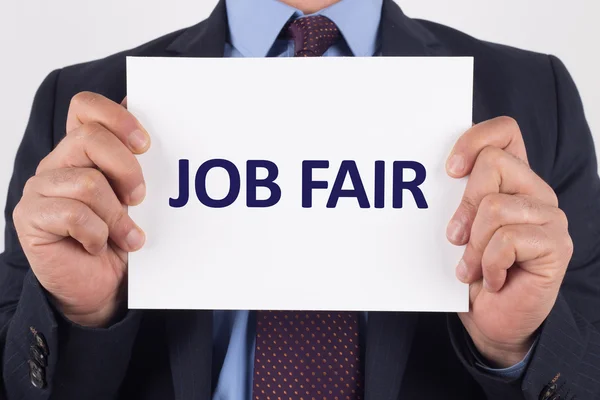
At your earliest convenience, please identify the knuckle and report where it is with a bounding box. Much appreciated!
[70,91,98,109]
[47,168,77,187]
[480,194,504,220]
[121,161,143,187]
[537,275,558,291]
[496,115,520,132]
[527,227,545,249]
[562,234,574,258]
[554,207,569,228]
[76,121,105,139]
[550,193,559,208]
[12,202,34,247]
[108,207,132,234]
[35,156,51,175]
[478,144,525,175]
[482,258,500,275]
[516,195,536,210]
[108,105,134,131]
[22,176,38,196]
[74,169,106,200]
[94,223,110,249]
[478,145,502,167]
[12,201,26,225]
[510,152,530,169]
[498,227,514,244]
[546,186,559,207]
[66,204,89,227]
[70,123,109,154]
[482,251,509,275]
[515,195,539,221]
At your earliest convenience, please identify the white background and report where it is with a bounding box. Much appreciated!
[0,1,598,251]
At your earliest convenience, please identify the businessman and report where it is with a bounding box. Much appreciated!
[1,0,599,399]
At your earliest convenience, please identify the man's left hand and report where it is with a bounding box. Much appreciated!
[446,116,573,368]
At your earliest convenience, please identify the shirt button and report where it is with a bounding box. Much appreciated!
[28,360,46,389]
[30,345,48,367]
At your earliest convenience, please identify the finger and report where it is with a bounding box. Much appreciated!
[446,116,528,178]
[481,224,560,292]
[67,91,150,153]
[17,196,109,255]
[121,96,128,108]
[447,146,557,245]
[24,168,145,252]
[36,123,146,205]
[456,194,566,283]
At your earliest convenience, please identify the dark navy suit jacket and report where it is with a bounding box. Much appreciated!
[2,1,600,399]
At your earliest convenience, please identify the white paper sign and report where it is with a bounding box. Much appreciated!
[127,57,472,312]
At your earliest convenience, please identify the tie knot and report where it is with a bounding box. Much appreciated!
[283,16,341,57]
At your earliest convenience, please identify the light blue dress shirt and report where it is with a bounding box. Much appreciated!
[212,1,532,399]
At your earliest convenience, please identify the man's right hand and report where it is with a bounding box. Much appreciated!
[12,92,150,328]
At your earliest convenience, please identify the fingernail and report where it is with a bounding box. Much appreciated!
[456,259,468,282]
[447,219,465,243]
[130,183,146,205]
[447,154,465,176]
[126,227,145,251]
[128,129,149,152]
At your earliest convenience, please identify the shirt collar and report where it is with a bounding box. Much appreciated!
[225,0,383,57]
[319,0,382,57]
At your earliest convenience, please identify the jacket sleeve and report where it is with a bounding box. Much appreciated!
[0,71,142,400]
[449,56,600,400]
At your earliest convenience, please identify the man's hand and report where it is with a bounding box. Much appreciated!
[12,92,150,328]
[446,117,573,368]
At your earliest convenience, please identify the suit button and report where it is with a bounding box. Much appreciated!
[33,332,49,356]
[30,345,48,366]
[539,383,557,399]
[28,360,46,389]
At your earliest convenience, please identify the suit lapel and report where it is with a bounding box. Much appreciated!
[162,2,227,399]
[380,0,441,57]
[165,0,228,57]
[364,312,419,400]
[380,0,490,123]
[165,311,213,400]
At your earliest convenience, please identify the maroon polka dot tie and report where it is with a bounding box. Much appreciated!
[282,15,342,57]
[252,311,364,400]
[251,18,361,400]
